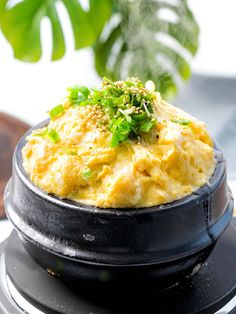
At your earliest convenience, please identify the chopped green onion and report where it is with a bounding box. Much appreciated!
[49,104,64,119]
[66,77,157,147]
[81,167,92,180]
[67,85,90,105]
[35,128,60,144]
[132,113,146,121]
[110,118,132,147]
[46,129,60,143]
[171,119,191,126]
[140,120,154,133]
[35,128,48,138]
[110,131,121,148]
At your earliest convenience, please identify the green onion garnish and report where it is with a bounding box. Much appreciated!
[139,120,155,133]
[36,128,60,144]
[81,167,92,180]
[36,128,48,138]
[49,104,64,119]
[66,78,157,147]
[67,85,90,105]
[171,119,191,126]
[46,129,60,143]
[110,117,132,148]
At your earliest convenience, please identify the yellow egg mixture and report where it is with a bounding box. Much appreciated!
[22,80,215,208]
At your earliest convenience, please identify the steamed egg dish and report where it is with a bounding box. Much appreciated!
[22,78,215,208]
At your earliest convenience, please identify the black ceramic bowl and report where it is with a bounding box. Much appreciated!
[4,121,234,290]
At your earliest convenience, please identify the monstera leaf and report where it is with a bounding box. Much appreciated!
[94,0,199,99]
[0,0,112,61]
[0,0,199,98]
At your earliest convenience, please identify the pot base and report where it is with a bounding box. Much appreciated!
[2,223,236,314]
[18,228,215,290]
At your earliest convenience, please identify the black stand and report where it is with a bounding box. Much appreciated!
[1,224,236,313]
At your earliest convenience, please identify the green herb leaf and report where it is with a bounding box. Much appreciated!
[81,167,92,180]
[49,104,64,119]
[171,119,191,126]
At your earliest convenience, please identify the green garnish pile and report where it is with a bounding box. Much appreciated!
[37,78,193,147]
[39,78,160,146]
[67,77,157,147]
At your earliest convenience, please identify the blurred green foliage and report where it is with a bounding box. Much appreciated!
[0,0,199,98]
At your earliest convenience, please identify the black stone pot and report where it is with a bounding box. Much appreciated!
[4,121,234,290]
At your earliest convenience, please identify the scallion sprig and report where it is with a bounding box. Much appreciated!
[36,128,60,144]
[49,104,64,119]
[67,85,90,105]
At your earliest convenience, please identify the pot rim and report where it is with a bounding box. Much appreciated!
[14,119,224,217]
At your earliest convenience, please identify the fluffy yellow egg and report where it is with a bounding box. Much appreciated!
[22,78,215,208]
